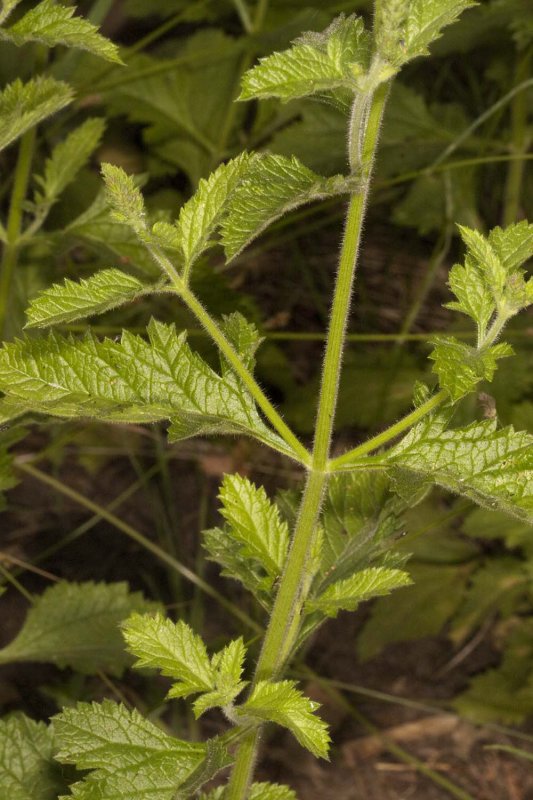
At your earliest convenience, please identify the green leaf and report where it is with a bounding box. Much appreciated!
[446,258,495,339]
[176,153,253,270]
[34,118,105,205]
[220,312,262,373]
[0,715,65,800]
[219,474,290,580]
[221,154,354,260]
[429,336,514,401]
[200,782,296,800]
[2,0,122,62]
[389,418,533,523]
[54,700,206,800]
[457,224,506,301]
[307,567,412,617]
[488,220,533,272]
[25,269,154,328]
[0,319,288,454]
[240,14,370,102]
[0,76,72,153]
[0,581,158,675]
[101,163,146,233]
[202,526,270,607]
[193,637,248,718]
[402,0,475,62]
[242,680,330,758]
[122,612,214,698]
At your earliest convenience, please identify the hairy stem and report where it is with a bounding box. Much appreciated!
[0,127,37,338]
[226,80,390,800]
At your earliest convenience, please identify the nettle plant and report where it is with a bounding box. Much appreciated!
[1,2,533,799]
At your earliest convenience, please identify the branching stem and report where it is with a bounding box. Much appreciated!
[226,79,390,800]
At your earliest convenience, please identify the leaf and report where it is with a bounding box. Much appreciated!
[34,118,105,205]
[357,564,467,661]
[403,0,475,61]
[193,637,248,717]
[54,700,206,800]
[202,526,270,607]
[389,418,533,523]
[2,0,122,62]
[220,312,262,373]
[25,269,155,328]
[122,612,214,698]
[101,163,146,233]
[200,782,297,800]
[242,680,330,758]
[0,76,72,153]
[457,224,507,301]
[218,474,290,580]
[0,581,158,675]
[429,336,513,401]
[446,257,495,339]
[488,220,533,272]
[307,567,412,617]
[221,154,354,259]
[0,715,65,800]
[0,319,289,455]
[240,14,370,101]
[175,153,253,270]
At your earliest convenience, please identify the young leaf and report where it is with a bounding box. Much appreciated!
[0,319,289,455]
[241,680,330,759]
[221,154,354,260]
[0,715,65,800]
[220,312,262,373]
[122,612,214,698]
[200,782,296,800]
[193,637,248,717]
[488,220,533,272]
[176,152,253,271]
[202,525,270,607]
[240,15,370,101]
[1,0,122,63]
[25,269,155,328]
[218,474,290,580]
[389,418,533,522]
[306,567,412,617]
[101,163,146,233]
[446,258,495,339]
[54,700,206,800]
[429,336,513,402]
[457,224,507,301]
[0,581,159,675]
[34,118,105,206]
[0,76,72,153]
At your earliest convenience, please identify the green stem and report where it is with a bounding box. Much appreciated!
[0,127,37,338]
[232,0,253,32]
[16,460,263,634]
[330,389,448,471]
[503,47,531,225]
[226,80,390,800]
[178,284,311,466]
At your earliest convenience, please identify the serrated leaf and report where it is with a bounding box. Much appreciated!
[101,163,146,233]
[220,312,262,373]
[488,221,533,272]
[429,336,513,402]
[0,715,65,800]
[242,680,330,758]
[193,637,248,718]
[403,0,475,61]
[0,76,72,153]
[389,418,533,523]
[2,0,122,62]
[0,581,158,675]
[34,118,105,205]
[458,224,506,301]
[25,269,154,328]
[0,319,289,455]
[202,526,270,606]
[199,782,296,800]
[240,14,369,102]
[54,700,206,800]
[176,153,253,270]
[221,154,354,259]
[446,258,495,338]
[122,612,214,698]
[307,567,412,617]
[219,474,290,580]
